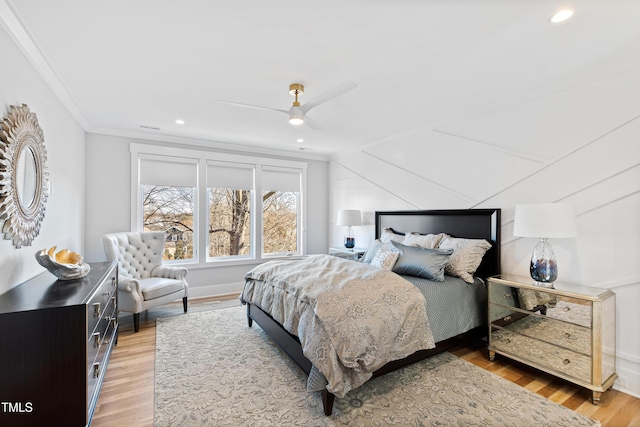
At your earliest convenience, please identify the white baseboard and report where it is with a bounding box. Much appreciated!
[188,282,244,299]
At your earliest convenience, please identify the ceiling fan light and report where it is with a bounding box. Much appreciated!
[289,116,304,125]
[550,9,574,23]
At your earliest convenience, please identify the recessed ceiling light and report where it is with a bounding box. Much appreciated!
[550,9,574,23]
[296,138,304,143]
[175,119,185,125]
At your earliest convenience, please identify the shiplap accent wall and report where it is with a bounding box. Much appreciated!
[330,58,640,398]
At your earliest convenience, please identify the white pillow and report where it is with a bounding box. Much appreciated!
[370,248,399,270]
[438,236,492,283]
[379,228,404,244]
[403,232,447,249]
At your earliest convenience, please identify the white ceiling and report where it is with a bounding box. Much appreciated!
[3,0,640,157]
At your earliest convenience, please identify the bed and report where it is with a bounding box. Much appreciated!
[241,209,501,415]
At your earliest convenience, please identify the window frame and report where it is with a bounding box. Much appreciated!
[130,143,307,268]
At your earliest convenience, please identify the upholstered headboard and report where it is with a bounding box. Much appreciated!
[375,209,501,280]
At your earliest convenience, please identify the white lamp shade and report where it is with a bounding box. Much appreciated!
[513,203,576,238]
[336,209,362,226]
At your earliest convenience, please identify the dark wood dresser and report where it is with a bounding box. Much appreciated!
[0,262,118,427]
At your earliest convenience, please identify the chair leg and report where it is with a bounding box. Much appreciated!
[133,313,140,333]
[183,296,188,313]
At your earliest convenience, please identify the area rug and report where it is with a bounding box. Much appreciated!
[155,305,600,427]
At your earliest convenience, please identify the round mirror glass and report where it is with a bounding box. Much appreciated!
[16,146,38,209]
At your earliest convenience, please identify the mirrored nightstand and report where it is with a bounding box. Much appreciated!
[328,247,367,261]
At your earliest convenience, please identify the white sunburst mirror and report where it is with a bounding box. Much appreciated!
[0,104,49,248]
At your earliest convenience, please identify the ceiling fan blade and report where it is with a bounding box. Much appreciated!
[300,81,357,114]
[218,99,288,115]
[304,115,322,131]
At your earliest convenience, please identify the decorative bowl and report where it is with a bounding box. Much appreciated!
[35,246,91,280]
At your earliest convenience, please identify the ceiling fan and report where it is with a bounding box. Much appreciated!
[219,81,357,130]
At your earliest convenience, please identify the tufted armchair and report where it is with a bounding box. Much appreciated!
[102,231,188,332]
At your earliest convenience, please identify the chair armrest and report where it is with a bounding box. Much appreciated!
[151,265,188,280]
[118,276,142,295]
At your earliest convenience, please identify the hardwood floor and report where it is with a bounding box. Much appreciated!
[92,295,640,427]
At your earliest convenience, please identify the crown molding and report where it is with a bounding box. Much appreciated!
[0,0,91,130]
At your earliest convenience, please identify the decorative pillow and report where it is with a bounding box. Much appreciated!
[370,247,399,270]
[402,232,447,249]
[438,236,492,283]
[389,241,453,281]
[379,228,405,244]
[361,239,387,264]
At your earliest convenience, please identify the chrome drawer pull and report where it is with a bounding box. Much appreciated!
[92,362,100,378]
[563,306,571,312]
[92,303,101,318]
[92,332,101,348]
[564,333,571,338]
[563,359,571,365]
[503,294,511,299]
[110,296,116,307]
[503,315,511,321]
[504,339,511,344]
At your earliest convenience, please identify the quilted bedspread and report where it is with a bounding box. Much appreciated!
[241,254,435,398]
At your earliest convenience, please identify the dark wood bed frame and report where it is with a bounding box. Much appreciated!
[244,209,501,415]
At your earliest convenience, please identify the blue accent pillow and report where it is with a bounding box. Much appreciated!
[390,240,453,282]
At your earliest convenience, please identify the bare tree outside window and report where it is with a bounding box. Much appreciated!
[263,191,298,254]
[143,185,195,261]
[208,189,252,257]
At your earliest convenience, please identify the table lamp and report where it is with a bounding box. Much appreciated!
[336,209,361,249]
[513,203,576,286]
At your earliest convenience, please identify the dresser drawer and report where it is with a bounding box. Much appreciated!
[87,277,117,339]
[491,310,591,355]
[87,318,116,407]
[491,328,591,383]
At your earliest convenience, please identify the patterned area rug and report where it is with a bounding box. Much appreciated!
[154,305,600,427]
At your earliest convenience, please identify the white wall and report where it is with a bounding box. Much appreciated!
[0,26,85,294]
[84,132,329,297]
[330,57,640,398]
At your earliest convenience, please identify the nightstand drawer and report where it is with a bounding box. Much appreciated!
[488,282,519,322]
[490,311,591,355]
[491,329,591,383]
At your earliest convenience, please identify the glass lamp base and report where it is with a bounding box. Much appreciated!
[529,238,558,286]
[344,226,355,249]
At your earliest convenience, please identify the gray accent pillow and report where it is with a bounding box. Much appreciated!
[390,240,453,282]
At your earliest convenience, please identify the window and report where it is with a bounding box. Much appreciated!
[207,162,254,259]
[139,155,197,263]
[262,166,301,256]
[132,144,306,266]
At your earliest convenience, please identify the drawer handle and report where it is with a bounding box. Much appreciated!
[92,362,100,378]
[504,338,511,344]
[112,277,117,288]
[503,315,511,321]
[563,359,571,365]
[503,294,511,299]
[93,303,101,318]
[110,296,117,307]
[564,333,571,338]
[110,316,118,328]
[563,306,571,312]
[92,332,101,349]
